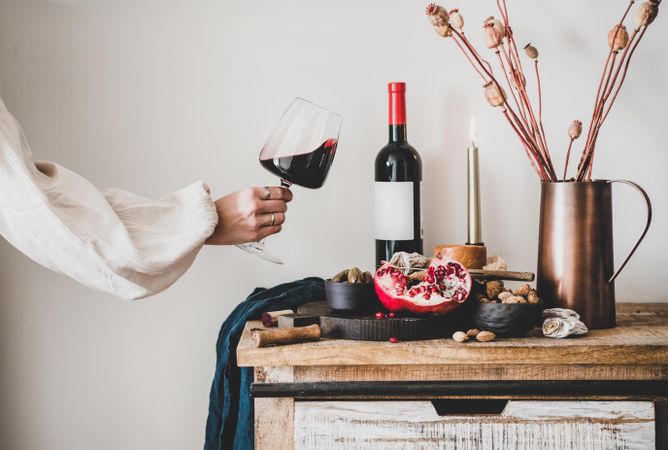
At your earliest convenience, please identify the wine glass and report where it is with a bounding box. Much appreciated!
[236,97,342,264]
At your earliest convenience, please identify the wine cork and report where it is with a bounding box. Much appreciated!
[434,244,487,269]
[251,324,321,348]
[260,309,295,327]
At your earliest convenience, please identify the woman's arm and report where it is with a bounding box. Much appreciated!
[0,96,289,300]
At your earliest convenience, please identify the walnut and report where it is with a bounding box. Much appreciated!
[479,297,491,304]
[497,291,512,301]
[503,295,526,304]
[514,283,532,298]
[527,290,540,304]
[485,280,504,299]
[476,331,496,342]
[452,331,468,343]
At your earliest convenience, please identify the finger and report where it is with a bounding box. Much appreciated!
[255,186,293,202]
[258,200,288,214]
[255,225,282,241]
[258,212,286,227]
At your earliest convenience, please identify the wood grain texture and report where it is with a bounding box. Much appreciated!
[293,364,668,382]
[295,401,655,450]
[255,398,293,450]
[254,366,294,450]
[237,303,668,367]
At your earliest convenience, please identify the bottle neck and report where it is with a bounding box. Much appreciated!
[388,90,407,143]
[389,124,407,143]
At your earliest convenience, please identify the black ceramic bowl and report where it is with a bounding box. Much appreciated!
[472,301,544,337]
[325,280,382,313]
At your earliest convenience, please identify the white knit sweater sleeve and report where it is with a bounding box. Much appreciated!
[0,97,219,300]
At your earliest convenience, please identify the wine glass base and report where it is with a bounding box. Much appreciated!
[236,242,284,265]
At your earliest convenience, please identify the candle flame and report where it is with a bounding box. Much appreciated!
[470,115,477,147]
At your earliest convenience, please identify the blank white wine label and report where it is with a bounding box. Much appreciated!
[374,181,415,240]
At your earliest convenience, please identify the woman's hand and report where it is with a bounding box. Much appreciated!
[205,186,293,245]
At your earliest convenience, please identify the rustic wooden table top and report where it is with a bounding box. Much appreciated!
[237,303,668,368]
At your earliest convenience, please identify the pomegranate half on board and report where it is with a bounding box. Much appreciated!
[374,257,472,315]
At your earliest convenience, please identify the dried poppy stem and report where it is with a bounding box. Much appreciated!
[579,26,642,180]
[498,42,552,177]
[495,50,529,126]
[578,0,636,180]
[581,26,647,180]
[563,138,575,180]
[600,27,647,124]
[452,36,488,81]
[503,109,547,180]
[505,105,552,177]
[461,25,545,178]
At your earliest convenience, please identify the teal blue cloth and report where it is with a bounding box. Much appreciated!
[204,277,324,450]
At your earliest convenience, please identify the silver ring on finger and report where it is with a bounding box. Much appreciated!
[270,213,276,226]
[263,186,272,200]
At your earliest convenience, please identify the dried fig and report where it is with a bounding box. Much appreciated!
[331,269,349,283]
[363,271,374,284]
[347,267,363,283]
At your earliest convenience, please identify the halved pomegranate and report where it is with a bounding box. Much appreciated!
[374,257,472,315]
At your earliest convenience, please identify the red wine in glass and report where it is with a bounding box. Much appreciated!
[236,98,342,264]
[260,138,338,189]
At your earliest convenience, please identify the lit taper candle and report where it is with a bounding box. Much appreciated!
[467,116,483,245]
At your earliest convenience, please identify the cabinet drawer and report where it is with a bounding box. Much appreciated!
[294,400,655,450]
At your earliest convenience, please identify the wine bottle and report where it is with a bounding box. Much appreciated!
[374,82,423,267]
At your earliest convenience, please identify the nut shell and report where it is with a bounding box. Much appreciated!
[497,291,512,301]
[527,290,540,304]
[514,284,531,298]
[452,331,469,343]
[486,280,504,299]
[476,330,496,342]
[503,295,526,304]
[466,328,480,338]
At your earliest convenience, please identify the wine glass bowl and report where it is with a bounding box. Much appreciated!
[259,98,342,189]
[237,97,342,264]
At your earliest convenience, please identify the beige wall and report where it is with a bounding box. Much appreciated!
[0,0,666,448]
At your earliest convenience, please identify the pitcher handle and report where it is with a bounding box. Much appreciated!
[607,179,652,283]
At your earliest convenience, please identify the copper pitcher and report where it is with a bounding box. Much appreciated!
[537,180,652,329]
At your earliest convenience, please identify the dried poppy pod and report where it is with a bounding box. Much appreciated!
[483,16,506,48]
[568,120,583,140]
[637,1,659,27]
[449,9,464,31]
[608,24,629,51]
[426,3,450,27]
[483,81,507,107]
[426,3,452,37]
[523,43,539,59]
[511,70,526,89]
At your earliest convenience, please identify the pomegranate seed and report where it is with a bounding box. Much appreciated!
[389,337,398,343]
[424,293,431,300]
[388,312,396,318]
[427,266,435,275]
[426,276,435,284]
[375,312,384,319]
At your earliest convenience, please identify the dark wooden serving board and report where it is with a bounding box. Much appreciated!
[295,301,475,342]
